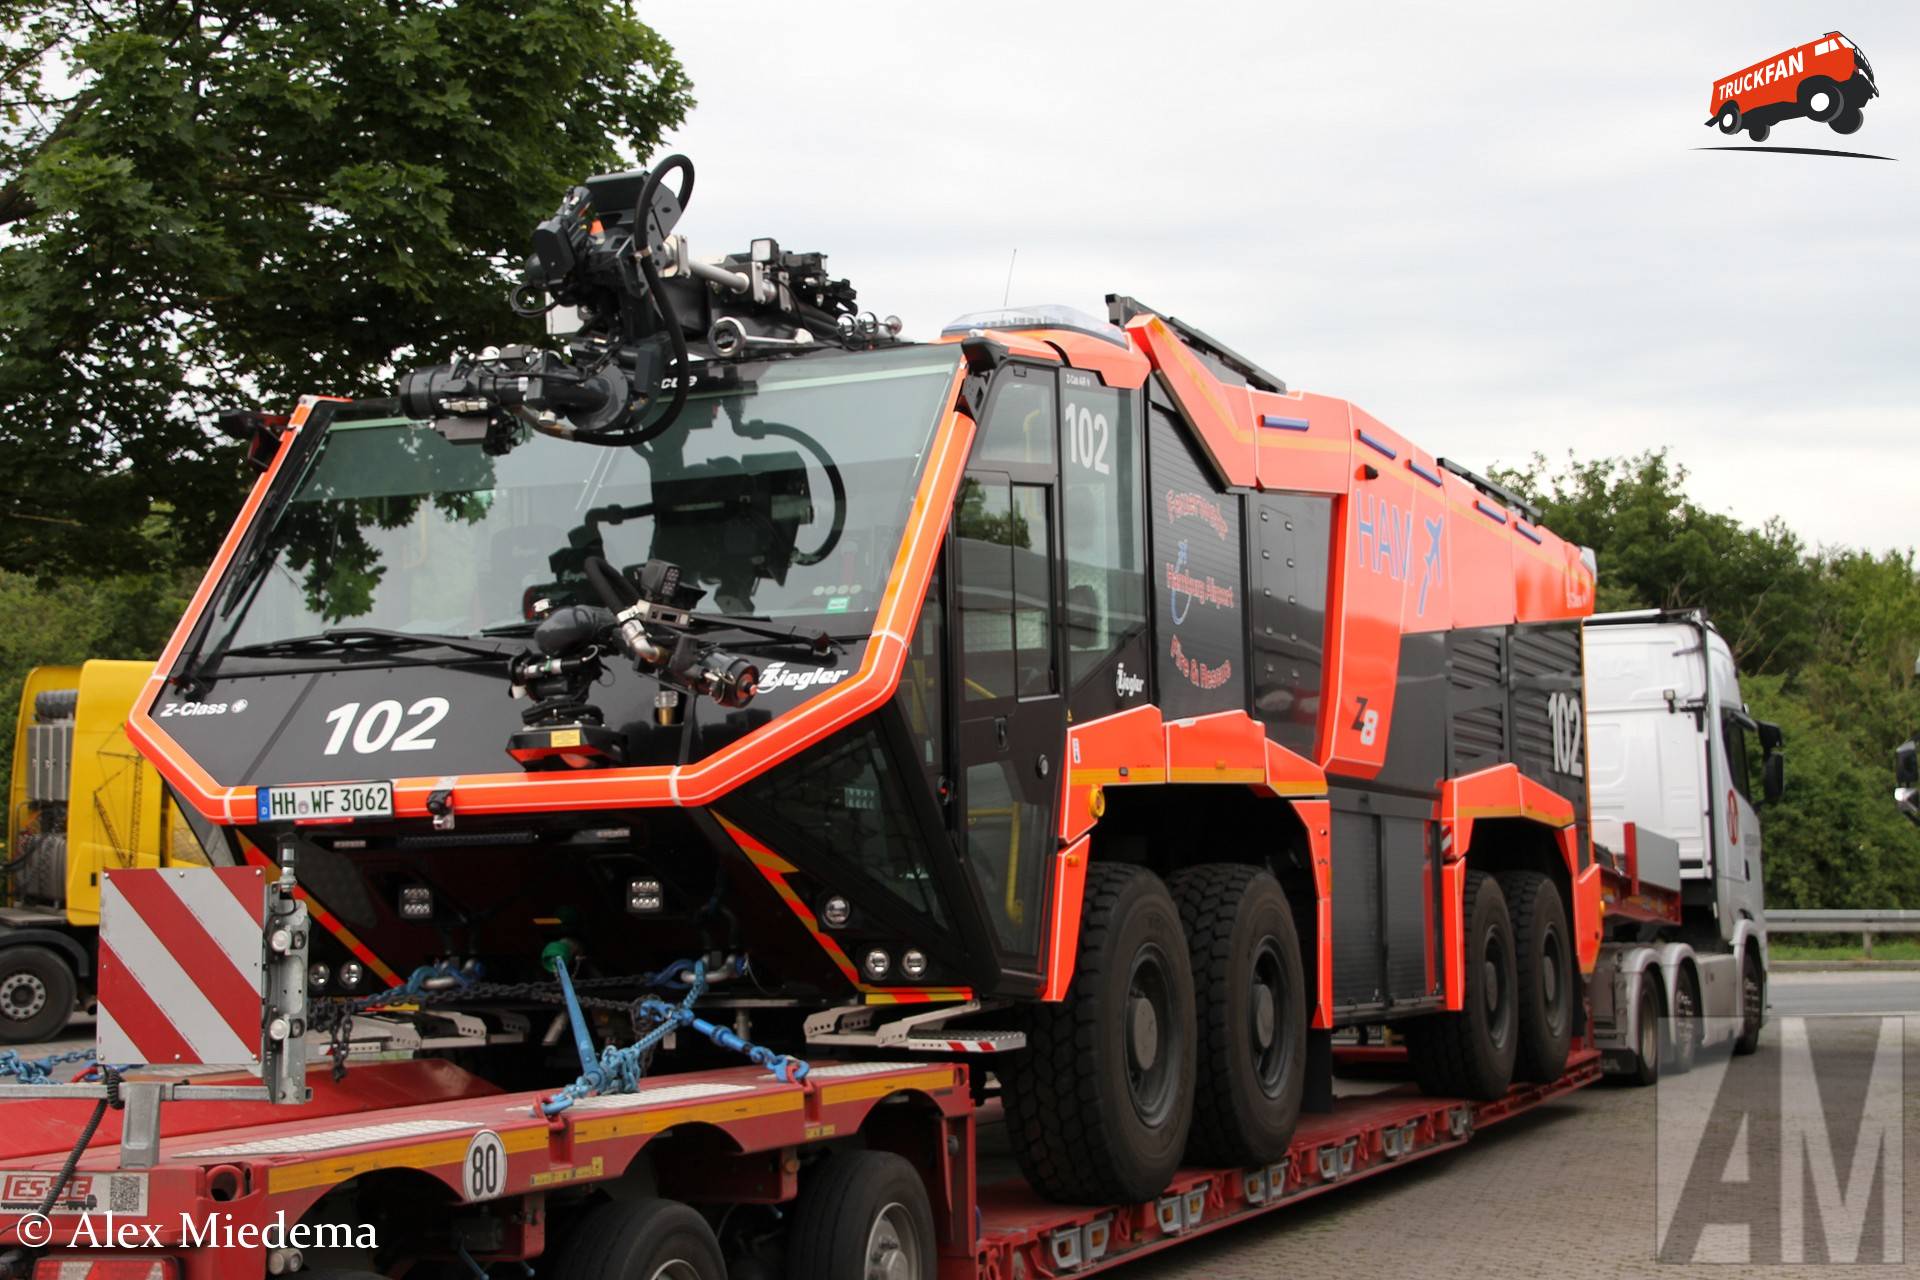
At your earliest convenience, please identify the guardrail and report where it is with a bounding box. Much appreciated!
[1769,909,1920,958]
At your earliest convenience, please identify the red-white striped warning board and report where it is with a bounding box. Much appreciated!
[97,866,268,1066]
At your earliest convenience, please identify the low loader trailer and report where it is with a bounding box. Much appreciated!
[0,154,1770,1278]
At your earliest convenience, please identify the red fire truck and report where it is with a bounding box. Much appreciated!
[1707,31,1878,141]
[0,156,1767,1279]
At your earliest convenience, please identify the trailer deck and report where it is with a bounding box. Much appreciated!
[0,1049,1600,1278]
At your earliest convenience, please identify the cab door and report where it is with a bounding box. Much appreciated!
[950,367,1066,988]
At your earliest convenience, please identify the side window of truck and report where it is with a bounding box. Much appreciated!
[1059,372,1146,690]
[1721,711,1754,802]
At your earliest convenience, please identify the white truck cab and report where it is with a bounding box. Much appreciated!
[1582,610,1781,1075]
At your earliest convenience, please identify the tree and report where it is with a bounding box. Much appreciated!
[0,0,691,576]
[1494,450,1817,674]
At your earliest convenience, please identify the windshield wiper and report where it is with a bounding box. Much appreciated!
[216,628,519,664]
[681,611,846,656]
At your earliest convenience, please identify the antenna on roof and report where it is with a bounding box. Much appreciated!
[1002,249,1018,307]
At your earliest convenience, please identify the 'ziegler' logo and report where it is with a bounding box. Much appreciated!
[757,662,848,695]
[1114,663,1145,699]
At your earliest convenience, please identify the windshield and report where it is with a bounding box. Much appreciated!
[215,345,959,648]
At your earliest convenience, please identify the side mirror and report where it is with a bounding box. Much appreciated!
[1763,751,1785,805]
[217,409,290,473]
[1897,738,1919,788]
[1757,719,1785,755]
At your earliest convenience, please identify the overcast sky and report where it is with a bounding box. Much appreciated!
[648,1,1917,555]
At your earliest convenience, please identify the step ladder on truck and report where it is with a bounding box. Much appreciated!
[0,154,1771,1279]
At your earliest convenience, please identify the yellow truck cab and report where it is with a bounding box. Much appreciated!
[2,660,208,1042]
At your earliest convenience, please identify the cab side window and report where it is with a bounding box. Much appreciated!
[1060,374,1146,690]
[1721,712,1755,802]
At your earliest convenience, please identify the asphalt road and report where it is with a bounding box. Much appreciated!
[1126,971,1919,1280]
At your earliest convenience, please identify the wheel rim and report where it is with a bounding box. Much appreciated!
[647,1263,703,1280]
[1540,924,1567,1034]
[1248,936,1289,1097]
[1482,932,1512,1050]
[1125,942,1180,1127]
[864,1201,922,1280]
[0,972,47,1022]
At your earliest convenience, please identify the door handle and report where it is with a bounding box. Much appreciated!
[994,716,1008,750]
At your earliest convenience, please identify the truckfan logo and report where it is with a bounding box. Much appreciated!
[1701,31,1886,157]
[1657,1016,1904,1263]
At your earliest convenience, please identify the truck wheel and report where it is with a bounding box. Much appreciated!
[1798,76,1845,122]
[1170,864,1306,1166]
[1624,974,1660,1087]
[1498,871,1572,1083]
[1746,121,1771,143]
[1668,967,1701,1075]
[1830,107,1864,136]
[1003,863,1195,1203]
[1716,103,1741,134]
[1732,949,1764,1056]
[1405,870,1517,1101]
[0,946,77,1045]
[786,1150,935,1280]
[549,1197,725,1280]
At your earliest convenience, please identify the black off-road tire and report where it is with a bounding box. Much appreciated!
[1717,103,1742,135]
[1799,76,1845,122]
[786,1150,936,1280]
[1498,870,1573,1084]
[1170,864,1307,1167]
[1747,121,1772,143]
[0,945,78,1045]
[1733,948,1765,1056]
[1404,870,1518,1101]
[1830,106,1864,135]
[548,1197,725,1280]
[1003,863,1195,1204]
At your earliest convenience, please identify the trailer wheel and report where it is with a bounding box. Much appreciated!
[1830,106,1864,135]
[1716,103,1741,134]
[1746,121,1771,143]
[1668,966,1701,1075]
[1170,864,1306,1166]
[1732,949,1764,1056]
[1003,863,1195,1203]
[786,1150,935,1280]
[1624,974,1660,1087]
[1799,76,1845,122]
[1498,871,1572,1084]
[0,945,77,1045]
[548,1197,725,1280]
[1405,870,1517,1101]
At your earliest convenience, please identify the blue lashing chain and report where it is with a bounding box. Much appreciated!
[0,1047,98,1084]
[538,957,810,1116]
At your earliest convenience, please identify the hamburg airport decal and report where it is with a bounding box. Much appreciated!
[1701,30,1888,159]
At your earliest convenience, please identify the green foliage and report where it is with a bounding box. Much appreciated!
[1493,451,1816,673]
[0,563,198,798]
[1500,450,1920,909]
[0,0,691,576]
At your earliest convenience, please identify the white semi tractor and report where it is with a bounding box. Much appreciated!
[1583,609,1781,1079]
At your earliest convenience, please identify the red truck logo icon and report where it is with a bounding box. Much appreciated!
[1708,31,1878,142]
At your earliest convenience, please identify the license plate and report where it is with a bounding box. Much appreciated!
[256,780,394,823]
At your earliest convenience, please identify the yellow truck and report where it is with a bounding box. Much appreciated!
[2,660,209,1042]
